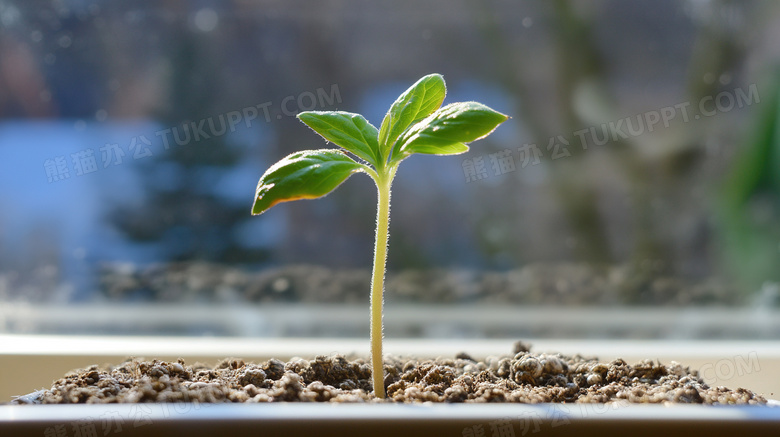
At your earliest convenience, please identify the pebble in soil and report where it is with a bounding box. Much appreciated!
[13,342,766,405]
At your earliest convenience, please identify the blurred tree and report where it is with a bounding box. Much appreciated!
[107,28,268,264]
[468,0,769,289]
[719,72,780,294]
[470,0,645,267]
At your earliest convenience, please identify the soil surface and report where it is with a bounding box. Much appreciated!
[98,261,748,306]
[12,342,766,405]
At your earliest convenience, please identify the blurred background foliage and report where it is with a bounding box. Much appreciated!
[0,0,778,305]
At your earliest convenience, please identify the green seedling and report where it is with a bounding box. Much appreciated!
[252,74,508,398]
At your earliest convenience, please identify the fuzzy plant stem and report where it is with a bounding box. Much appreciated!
[369,168,395,399]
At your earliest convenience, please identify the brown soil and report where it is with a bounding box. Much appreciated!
[12,342,766,405]
[98,261,743,307]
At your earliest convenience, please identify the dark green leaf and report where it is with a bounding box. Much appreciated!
[297,111,381,167]
[396,102,508,158]
[252,149,365,215]
[380,74,446,158]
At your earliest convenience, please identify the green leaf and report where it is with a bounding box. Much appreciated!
[380,74,446,158]
[395,102,508,159]
[297,111,381,167]
[402,142,470,156]
[252,149,365,215]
